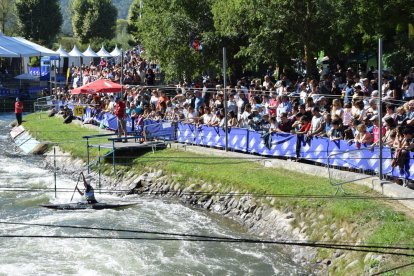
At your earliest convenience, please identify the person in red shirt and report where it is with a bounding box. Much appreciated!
[15,97,23,125]
[114,96,127,142]
[295,115,311,134]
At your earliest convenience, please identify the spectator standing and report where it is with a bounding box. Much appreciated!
[308,107,325,137]
[402,77,414,101]
[15,97,23,125]
[114,96,127,142]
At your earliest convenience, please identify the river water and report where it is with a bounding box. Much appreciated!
[0,114,307,275]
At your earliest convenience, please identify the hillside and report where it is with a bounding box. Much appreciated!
[60,0,134,35]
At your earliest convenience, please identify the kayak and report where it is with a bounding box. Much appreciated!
[40,202,138,210]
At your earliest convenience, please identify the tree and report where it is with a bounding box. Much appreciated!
[15,0,62,46]
[71,0,117,44]
[127,0,142,41]
[129,0,218,82]
[0,0,16,35]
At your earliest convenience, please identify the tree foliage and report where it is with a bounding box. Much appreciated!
[129,0,217,81]
[15,0,62,46]
[0,0,17,35]
[129,0,414,80]
[71,0,117,44]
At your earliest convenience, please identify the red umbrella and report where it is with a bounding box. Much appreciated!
[71,79,123,94]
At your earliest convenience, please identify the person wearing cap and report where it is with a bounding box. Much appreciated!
[114,95,127,142]
[15,97,23,125]
[76,172,97,204]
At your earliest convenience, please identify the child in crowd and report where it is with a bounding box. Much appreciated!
[354,123,373,147]
[330,119,344,141]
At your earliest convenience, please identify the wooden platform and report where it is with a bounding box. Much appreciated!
[91,140,171,152]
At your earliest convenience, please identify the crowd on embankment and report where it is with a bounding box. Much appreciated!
[36,46,414,185]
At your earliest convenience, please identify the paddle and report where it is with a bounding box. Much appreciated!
[70,173,82,202]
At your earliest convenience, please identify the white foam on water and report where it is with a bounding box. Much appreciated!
[0,118,308,275]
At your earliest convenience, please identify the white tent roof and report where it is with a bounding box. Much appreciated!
[83,45,99,57]
[11,37,57,56]
[0,33,57,57]
[0,45,18,57]
[110,45,122,57]
[0,34,39,57]
[97,45,112,57]
[68,45,84,57]
[55,45,69,57]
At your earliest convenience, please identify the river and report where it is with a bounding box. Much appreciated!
[0,114,308,275]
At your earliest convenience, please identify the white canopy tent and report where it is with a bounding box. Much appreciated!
[55,45,69,57]
[110,45,122,57]
[82,45,99,66]
[11,37,58,56]
[0,35,42,57]
[0,33,58,81]
[0,45,18,57]
[68,45,84,67]
[97,45,112,58]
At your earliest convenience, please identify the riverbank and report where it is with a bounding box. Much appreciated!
[19,112,414,275]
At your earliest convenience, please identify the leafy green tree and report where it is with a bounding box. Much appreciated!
[127,0,142,40]
[71,0,117,44]
[130,0,218,82]
[15,0,62,46]
[213,0,339,78]
[0,0,16,35]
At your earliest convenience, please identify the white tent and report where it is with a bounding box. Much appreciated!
[68,45,84,57]
[97,45,112,57]
[0,45,18,57]
[82,45,98,57]
[11,37,57,56]
[68,45,84,67]
[0,32,57,57]
[0,34,40,57]
[110,45,122,57]
[55,45,69,57]
[82,45,99,66]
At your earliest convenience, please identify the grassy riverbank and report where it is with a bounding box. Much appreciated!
[22,112,414,275]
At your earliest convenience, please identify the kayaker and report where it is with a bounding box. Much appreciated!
[76,172,98,204]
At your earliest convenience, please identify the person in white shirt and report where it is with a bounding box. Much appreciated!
[308,107,325,137]
[201,107,213,125]
[239,104,252,128]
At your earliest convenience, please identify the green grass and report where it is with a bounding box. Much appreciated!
[24,113,112,160]
[22,112,414,274]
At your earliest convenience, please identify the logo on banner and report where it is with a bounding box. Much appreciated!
[74,106,84,117]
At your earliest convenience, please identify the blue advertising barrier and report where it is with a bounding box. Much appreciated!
[299,135,329,164]
[145,121,175,140]
[176,123,196,144]
[228,128,249,152]
[63,110,414,180]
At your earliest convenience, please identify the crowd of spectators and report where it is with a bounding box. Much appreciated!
[45,47,414,173]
